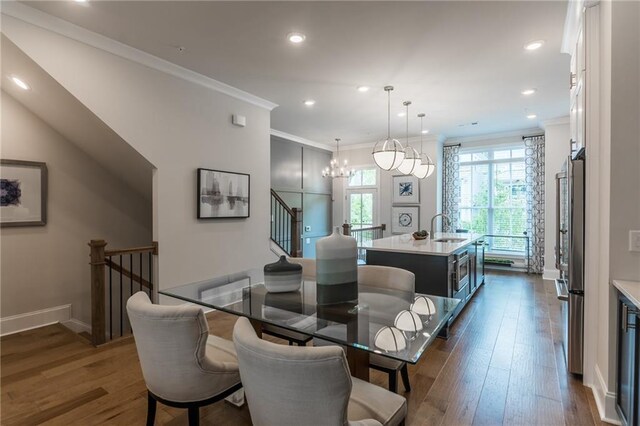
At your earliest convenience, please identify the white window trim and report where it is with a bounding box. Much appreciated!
[343,165,380,227]
[458,144,528,255]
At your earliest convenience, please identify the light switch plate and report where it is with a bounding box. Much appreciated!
[305,238,311,244]
[630,230,640,252]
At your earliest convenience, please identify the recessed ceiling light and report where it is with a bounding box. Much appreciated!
[357,86,370,92]
[303,99,315,106]
[524,40,545,51]
[397,112,406,117]
[74,0,88,3]
[287,32,306,44]
[521,88,537,96]
[527,114,537,119]
[421,130,429,134]
[10,76,30,91]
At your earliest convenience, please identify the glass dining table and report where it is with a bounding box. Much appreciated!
[160,268,460,381]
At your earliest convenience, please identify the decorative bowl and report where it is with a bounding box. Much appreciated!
[412,232,428,240]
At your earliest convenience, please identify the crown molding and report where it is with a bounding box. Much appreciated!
[270,129,332,151]
[1,1,278,111]
[562,0,585,54]
[444,127,543,144]
[339,134,443,152]
[541,116,570,128]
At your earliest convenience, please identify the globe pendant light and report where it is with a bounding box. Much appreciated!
[372,86,405,171]
[413,113,436,179]
[397,101,420,175]
[322,138,354,179]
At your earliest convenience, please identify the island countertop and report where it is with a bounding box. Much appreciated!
[363,232,484,256]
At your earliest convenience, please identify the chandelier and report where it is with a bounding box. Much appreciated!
[413,113,436,179]
[372,86,405,171]
[322,138,354,179]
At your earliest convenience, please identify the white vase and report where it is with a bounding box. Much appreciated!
[315,227,358,305]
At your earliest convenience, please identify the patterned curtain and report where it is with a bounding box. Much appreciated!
[524,135,545,273]
[442,145,461,232]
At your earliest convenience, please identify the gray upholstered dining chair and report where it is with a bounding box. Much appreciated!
[127,292,242,426]
[261,257,316,346]
[314,265,415,393]
[233,317,407,426]
[359,265,415,394]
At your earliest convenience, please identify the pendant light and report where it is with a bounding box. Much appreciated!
[322,138,354,179]
[397,101,420,175]
[413,113,436,179]
[372,86,405,171]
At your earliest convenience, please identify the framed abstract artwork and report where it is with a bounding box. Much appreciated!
[0,160,47,227]
[391,206,419,234]
[197,168,250,219]
[392,175,419,204]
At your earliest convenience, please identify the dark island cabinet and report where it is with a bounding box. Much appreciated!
[475,240,485,286]
[617,292,640,426]
[366,242,486,338]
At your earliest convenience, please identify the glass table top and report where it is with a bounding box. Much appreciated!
[160,269,460,364]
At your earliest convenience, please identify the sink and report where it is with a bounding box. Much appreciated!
[433,237,466,243]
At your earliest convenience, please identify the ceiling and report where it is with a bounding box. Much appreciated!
[20,1,570,146]
[1,35,154,199]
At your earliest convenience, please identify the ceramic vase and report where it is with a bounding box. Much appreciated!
[263,256,302,293]
[315,227,358,304]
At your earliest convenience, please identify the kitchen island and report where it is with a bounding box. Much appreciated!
[365,232,486,335]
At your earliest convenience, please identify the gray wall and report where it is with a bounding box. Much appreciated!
[271,136,332,258]
[4,16,274,292]
[0,92,152,326]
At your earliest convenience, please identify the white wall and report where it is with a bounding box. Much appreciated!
[0,92,152,326]
[2,15,273,291]
[580,1,640,421]
[333,136,442,236]
[542,119,570,280]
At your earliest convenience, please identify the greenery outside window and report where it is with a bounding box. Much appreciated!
[458,146,527,254]
[346,168,378,230]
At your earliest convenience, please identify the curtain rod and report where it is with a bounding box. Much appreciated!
[522,134,544,140]
[443,143,462,147]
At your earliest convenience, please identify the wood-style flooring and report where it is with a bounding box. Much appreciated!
[1,271,607,425]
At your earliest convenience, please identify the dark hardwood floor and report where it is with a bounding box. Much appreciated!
[1,272,606,425]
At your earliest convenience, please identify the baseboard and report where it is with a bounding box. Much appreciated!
[543,268,560,281]
[0,304,72,336]
[591,364,621,425]
[61,318,91,334]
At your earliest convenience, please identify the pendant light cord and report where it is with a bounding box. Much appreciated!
[420,115,424,154]
[387,90,391,139]
[406,103,410,147]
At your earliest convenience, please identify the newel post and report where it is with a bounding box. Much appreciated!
[89,239,107,346]
[291,208,302,258]
[343,223,351,236]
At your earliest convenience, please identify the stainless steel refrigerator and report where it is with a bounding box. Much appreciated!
[555,148,585,375]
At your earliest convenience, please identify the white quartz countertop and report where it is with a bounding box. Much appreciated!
[613,279,640,309]
[364,232,484,256]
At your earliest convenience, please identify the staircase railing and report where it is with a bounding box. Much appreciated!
[89,240,157,346]
[342,224,386,263]
[270,189,302,257]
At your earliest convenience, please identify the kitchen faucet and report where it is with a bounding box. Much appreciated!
[430,213,451,237]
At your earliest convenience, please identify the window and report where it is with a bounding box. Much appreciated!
[346,168,378,230]
[458,146,527,253]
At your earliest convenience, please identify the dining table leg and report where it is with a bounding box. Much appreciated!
[346,347,369,381]
[249,318,263,338]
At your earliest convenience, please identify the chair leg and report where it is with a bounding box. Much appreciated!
[188,406,199,426]
[400,364,411,392]
[288,341,293,346]
[388,371,398,394]
[146,392,157,426]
